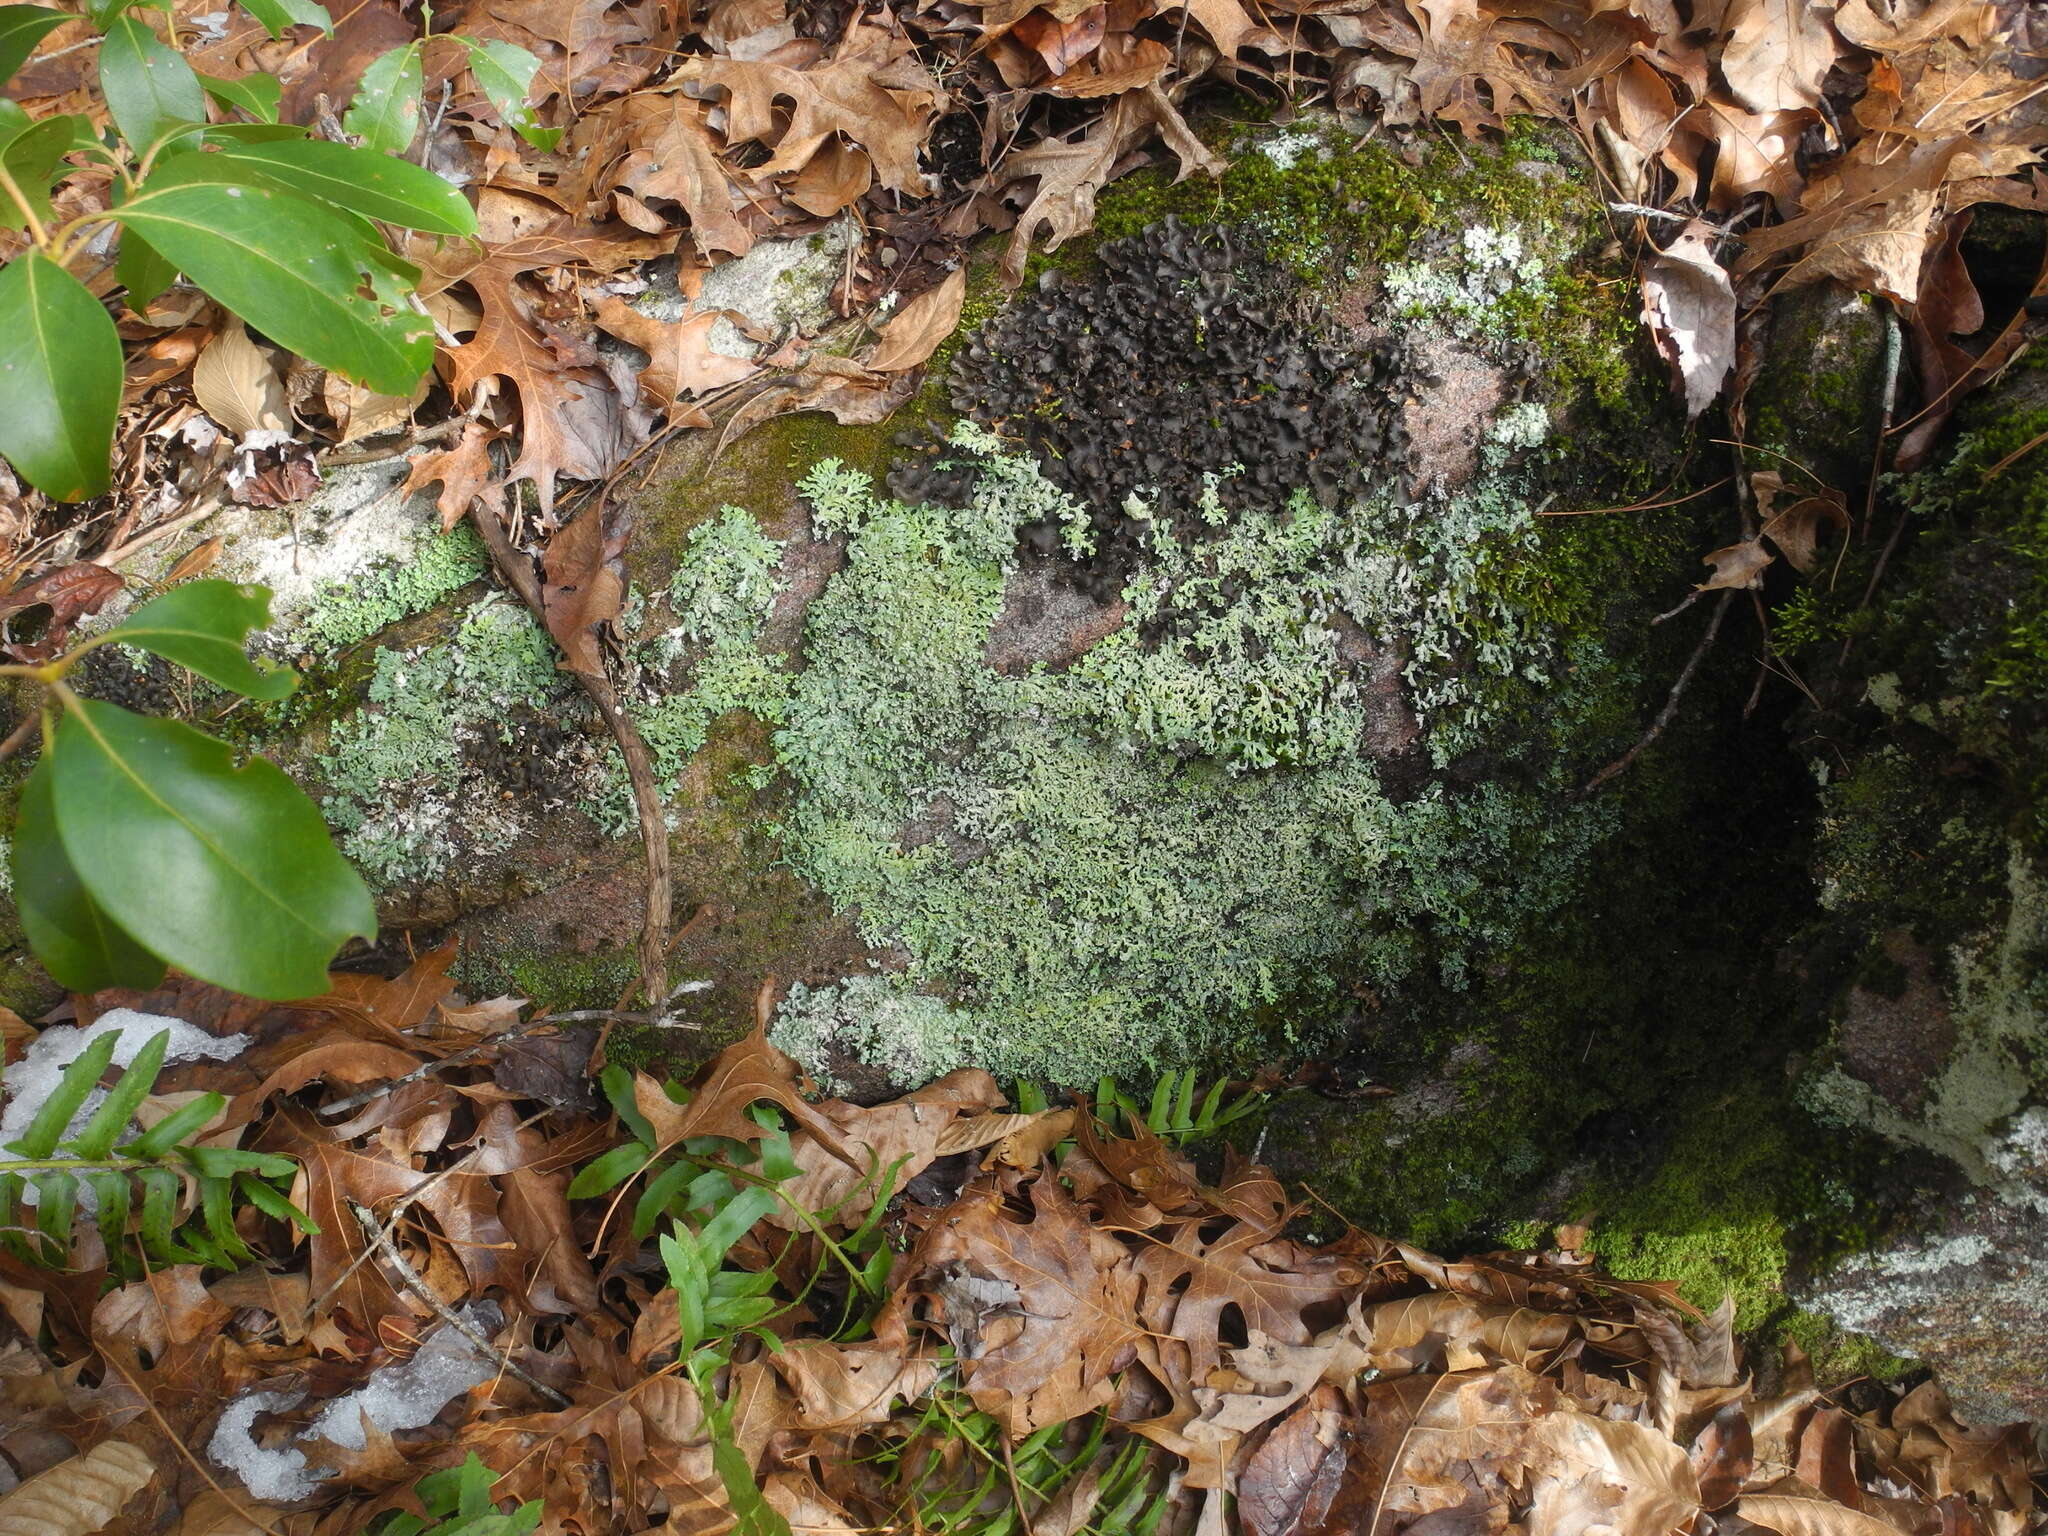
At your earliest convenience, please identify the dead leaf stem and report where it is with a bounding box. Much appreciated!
[347,1200,571,1408]
[468,500,672,1011]
[1582,589,1735,795]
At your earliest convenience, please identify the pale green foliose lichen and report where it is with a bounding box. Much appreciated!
[764,425,1615,1087]
[583,506,797,836]
[1385,225,1550,343]
[291,523,490,656]
[316,597,566,884]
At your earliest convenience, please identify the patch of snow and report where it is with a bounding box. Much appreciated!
[0,1010,251,1169]
[208,1391,317,1503]
[305,1302,503,1450]
[209,1305,505,1501]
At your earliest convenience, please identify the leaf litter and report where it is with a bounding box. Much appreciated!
[0,956,2040,1534]
[0,0,2042,574]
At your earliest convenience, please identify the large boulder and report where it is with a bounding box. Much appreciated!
[1779,353,2048,1425]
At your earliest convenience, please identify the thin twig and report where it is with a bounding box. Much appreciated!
[1544,475,1731,518]
[316,1015,565,1120]
[321,413,469,468]
[91,505,217,571]
[347,1201,570,1407]
[0,710,38,763]
[311,1104,547,1317]
[1583,590,1734,795]
[468,501,671,1010]
[100,1350,287,1536]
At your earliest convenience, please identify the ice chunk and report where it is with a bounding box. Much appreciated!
[0,1010,252,1204]
[306,1302,503,1450]
[209,1307,505,1500]
[206,1391,317,1503]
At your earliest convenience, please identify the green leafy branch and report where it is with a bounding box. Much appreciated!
[5,578,375,999]
[372,1456,542,1536]
[0,1024,317,1273]
[0,0,552,502]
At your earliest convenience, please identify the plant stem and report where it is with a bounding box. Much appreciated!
[0,1156,149,1175]
[0,159,49,246]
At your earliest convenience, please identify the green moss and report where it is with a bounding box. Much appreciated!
[1745,286,1886,492]
[1581,1082,1889,1342]
[457,944,636,1012]
[1781,1311,1920,1384]
[1892,402,2048,708]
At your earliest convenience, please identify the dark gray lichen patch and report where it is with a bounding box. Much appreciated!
[891,217,1398,598]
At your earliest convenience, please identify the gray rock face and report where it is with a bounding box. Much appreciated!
[1807,1201,2048,1426]
[1788,359,2048,1425]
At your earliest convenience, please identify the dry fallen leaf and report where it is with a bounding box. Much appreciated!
[1699,538,1774,592]
[540,503,628,680]
[592,297,761,417]
[1640,219,1735,419]
[866,267,969,374]
[191,318,290,440]
[0,1440,154,1536]
[401,421,504,532]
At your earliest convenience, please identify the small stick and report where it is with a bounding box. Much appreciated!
[348,1201,570,1407]
[317,1014,566,1119]
[468,502,672,1011]
[321,413,468,468]
[312,1107,547,1317]
[1583,590,1734,795]
[0,711,37,763]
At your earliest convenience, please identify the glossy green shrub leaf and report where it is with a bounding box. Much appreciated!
[0,115,75,235]
[208,138,477,235]
[0,250,122,502]
[115,225,178,310]
[111,174,432,393]
[344,41,421,154]
[456,37,560,152]
[101,579,299,699]
[49,698,375,999]
[237,0,328,38]
[12,758,168,994]
[99,13,204,153]
[0,5,65,86]
[199,69,280,122]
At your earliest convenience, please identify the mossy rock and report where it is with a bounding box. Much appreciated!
[1747,282,1889,495]
[1745,327,2048,1422]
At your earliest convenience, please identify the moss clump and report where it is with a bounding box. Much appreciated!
[1745,285,1887,494]
[455,944,636,1013]
[1583,1093,1877,1332]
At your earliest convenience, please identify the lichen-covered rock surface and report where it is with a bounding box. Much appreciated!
[1768,348,2048,1426]
[4,118,2042,1425]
